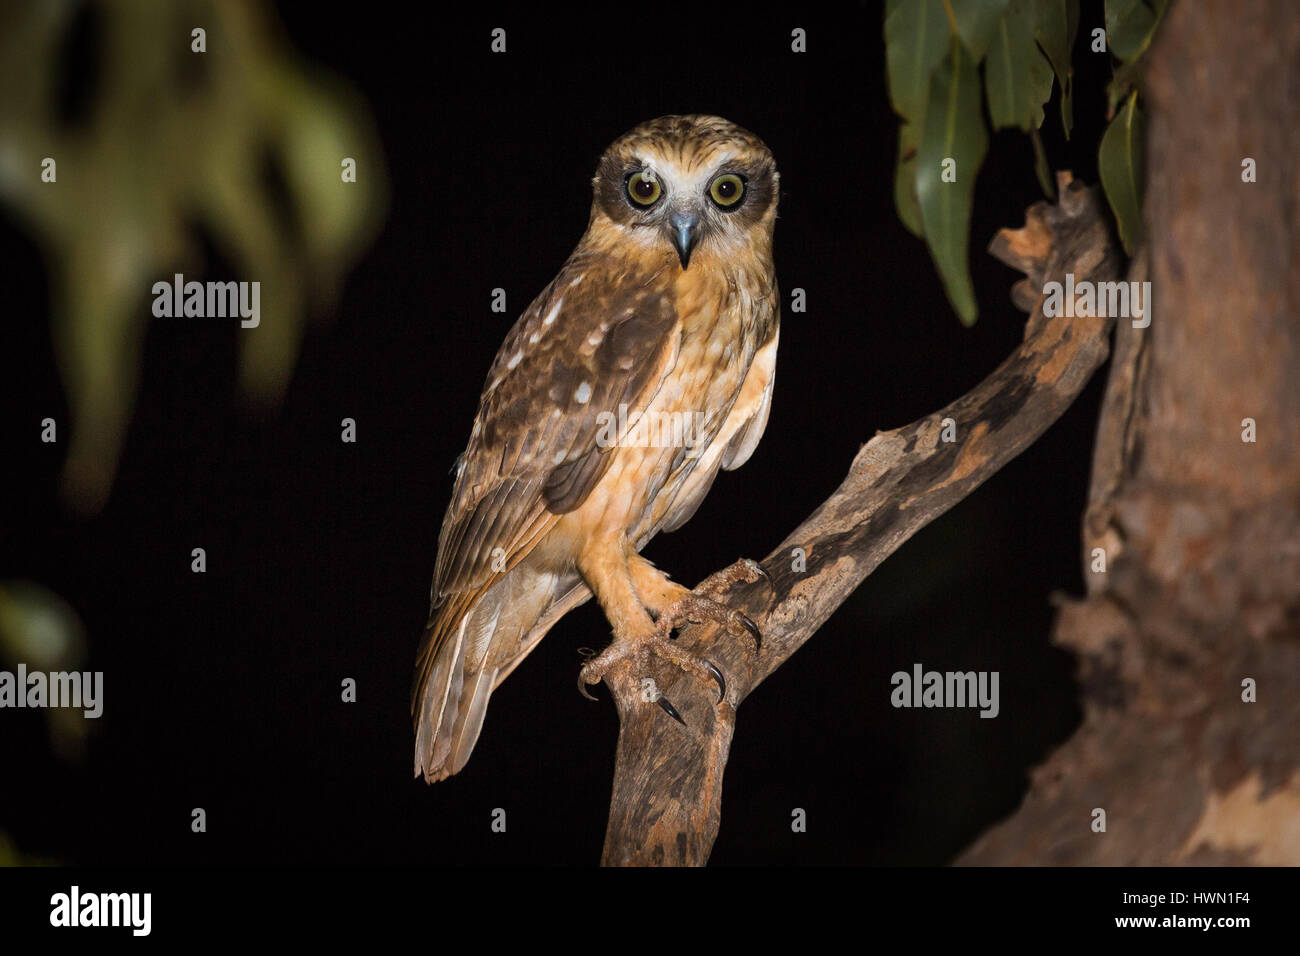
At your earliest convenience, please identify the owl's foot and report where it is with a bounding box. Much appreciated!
[577,570,764,723]
[577,633,726,724]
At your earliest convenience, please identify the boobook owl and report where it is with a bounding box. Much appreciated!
[413,114,780,782]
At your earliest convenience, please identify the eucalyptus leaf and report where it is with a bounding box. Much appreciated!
[1105,0,1169,63]
[1106,57,1143,115]
[1031,127,1056,199]
[917,40,989,325]
[885,0,951,123]
[1033,0,1078,81]
[1098,92,1146,253]
[1060,72,1075,137]
[949,0,1010,61]
[0,0,389,512]
[1034,0,1079,135]
[986,0,1055,131]
[894,121,924,238]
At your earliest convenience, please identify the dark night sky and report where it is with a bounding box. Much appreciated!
[3,2,1117,864]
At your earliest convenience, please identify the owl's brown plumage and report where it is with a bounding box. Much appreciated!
[414,115,780,782]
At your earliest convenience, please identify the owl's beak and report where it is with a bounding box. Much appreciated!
[668,208,701,269]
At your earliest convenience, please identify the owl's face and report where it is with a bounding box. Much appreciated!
[591,115,778,269]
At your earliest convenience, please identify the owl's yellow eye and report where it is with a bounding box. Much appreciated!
[626,171,662,206]
[708,173,746,208]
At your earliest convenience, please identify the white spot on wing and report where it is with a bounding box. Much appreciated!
[507,351,523,369]
[575,382,592,404]
[544,298,563,325]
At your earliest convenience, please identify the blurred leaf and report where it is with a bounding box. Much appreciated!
[0,581,86,669]
[1031,127,1056,199]
[1105,0,1169,62]
[1060,67,1074,137]
[1034,0,1080,136]
[1033,0,1078,80]
[0,0,390,513]
[948,0,1010,60]
[885,0,952,122]
[917,39,988,326]
[0,580,91,763]
[894,121,924,237]
[985,0,1055,131]
[1106,56,1145,115]
[1098,91,1146,253]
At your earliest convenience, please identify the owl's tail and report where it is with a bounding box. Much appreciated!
[411,567,559,783]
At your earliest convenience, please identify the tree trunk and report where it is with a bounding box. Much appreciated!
[960,0,1300,865]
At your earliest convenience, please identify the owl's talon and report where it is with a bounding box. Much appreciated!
[732,612,762,651]
[656,696,686,725]
[578,674,599,701]
[703,660,726,701]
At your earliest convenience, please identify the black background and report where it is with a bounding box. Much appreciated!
[3,1,1118,864]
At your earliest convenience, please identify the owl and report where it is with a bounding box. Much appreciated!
[413,115,780,782]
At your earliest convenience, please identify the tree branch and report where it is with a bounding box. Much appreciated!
[599,174,1123,866]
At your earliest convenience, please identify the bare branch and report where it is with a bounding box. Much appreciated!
[599,175,1123,866]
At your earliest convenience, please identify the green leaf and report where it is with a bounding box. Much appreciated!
[949,0,1010,60]
[885,0,951,123]
[1059,73,1074,137]
[1033,0,1078,81]
[1030,127,1056,199]
[985,0,1055,131]
[894,121,924,237]
[917,39,989,325]
[1034,0,1079,135]
[1106,56,1142,115]
[1098,91,1146,254]
[1105,0,1169,63]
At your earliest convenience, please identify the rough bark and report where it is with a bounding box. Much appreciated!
[959,0,1300,865]
[600,175,1122,865]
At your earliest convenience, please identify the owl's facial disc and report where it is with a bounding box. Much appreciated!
[622,166,706,269]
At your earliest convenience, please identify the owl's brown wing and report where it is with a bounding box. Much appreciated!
[412,258,683,778]
[430,259,681,607]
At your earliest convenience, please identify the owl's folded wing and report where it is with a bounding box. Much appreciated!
[430,259,682,608]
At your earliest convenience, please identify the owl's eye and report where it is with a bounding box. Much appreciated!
[625,171,662,207]
[708,173,746,209]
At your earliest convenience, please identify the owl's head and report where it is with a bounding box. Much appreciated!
[590,115,778,269]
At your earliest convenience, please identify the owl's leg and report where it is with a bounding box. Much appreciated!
[632,554,767,655]
[576,539,728,720]
[579,546,767,722]
[629,555,768,624]
[626,554,691,617]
